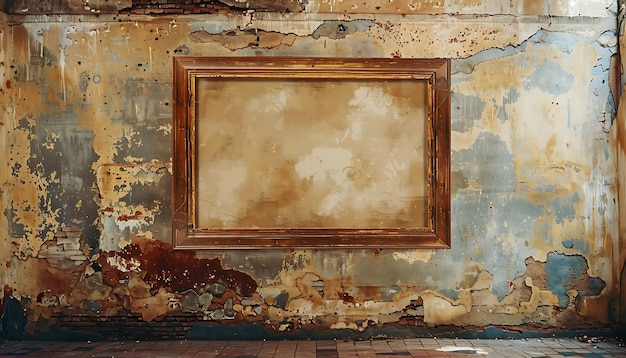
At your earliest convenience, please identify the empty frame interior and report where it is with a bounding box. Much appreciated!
[173,57,450,249]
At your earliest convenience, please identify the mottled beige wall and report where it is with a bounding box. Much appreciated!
[0,10,12,291]
[311,0,614,16]
[0,0,622,339]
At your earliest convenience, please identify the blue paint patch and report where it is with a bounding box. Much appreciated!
[545,252,605,308]
[579,277,606,297]
[561,240,589,252]
[528,31,580,54]
[495,87,521,122]
[451,93,485,132]
[452,132,516,192]
[445,190,544,300]
[452,30,578,75]
[546,252,585,308]
[275,292,289,309]
[448,132,548,300]
[452,42,528,75]
[589,38,616,131]
[312,20,375,40]
[524,61,573,96]
[547,192,579,225]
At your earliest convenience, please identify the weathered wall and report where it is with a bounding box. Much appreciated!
[1,9,9,295]
[0,0,621,340]
[618,0,626,332]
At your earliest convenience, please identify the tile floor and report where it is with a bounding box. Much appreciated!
[1,337,626,357]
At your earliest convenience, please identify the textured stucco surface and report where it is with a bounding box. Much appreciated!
[0,0,622,339]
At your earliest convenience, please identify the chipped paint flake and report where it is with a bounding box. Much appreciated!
[392,250,436,264]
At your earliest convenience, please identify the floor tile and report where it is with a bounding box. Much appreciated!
[2,337,626,357]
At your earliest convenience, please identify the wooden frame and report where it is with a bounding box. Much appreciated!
[172,57,450,249]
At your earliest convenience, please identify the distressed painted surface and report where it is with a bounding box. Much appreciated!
[312,0,617,16]
[618,0,626,327]
[0,0,621,339]
[196,78,429,229]
[1,11,11,301]
[4,0,617,17]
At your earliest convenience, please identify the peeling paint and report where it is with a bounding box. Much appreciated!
[100,239,258,297]
[189,28,298,50]
[218,0,307,12]
[311,20,374,40]
[0,0,621,340]
[545,252,606,308]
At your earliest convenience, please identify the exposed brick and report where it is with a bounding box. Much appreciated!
[163,8,184,14]
[55,310,213,340]
[63,321,99,327]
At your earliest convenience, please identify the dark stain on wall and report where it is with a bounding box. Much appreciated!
[617,261,626,332]
[8,112,101,251]
[98,239,258,296]
[37,114,100,237]
[1,286,27,340]
[115,81,172,159]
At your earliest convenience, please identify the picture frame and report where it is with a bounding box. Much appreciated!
[172,57,450,249]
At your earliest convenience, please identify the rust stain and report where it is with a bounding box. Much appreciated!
[355,285,381,301]
[339,292,356,304]
[617,91,626,158]
[118,210,143,221]
[98,238,258,296]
